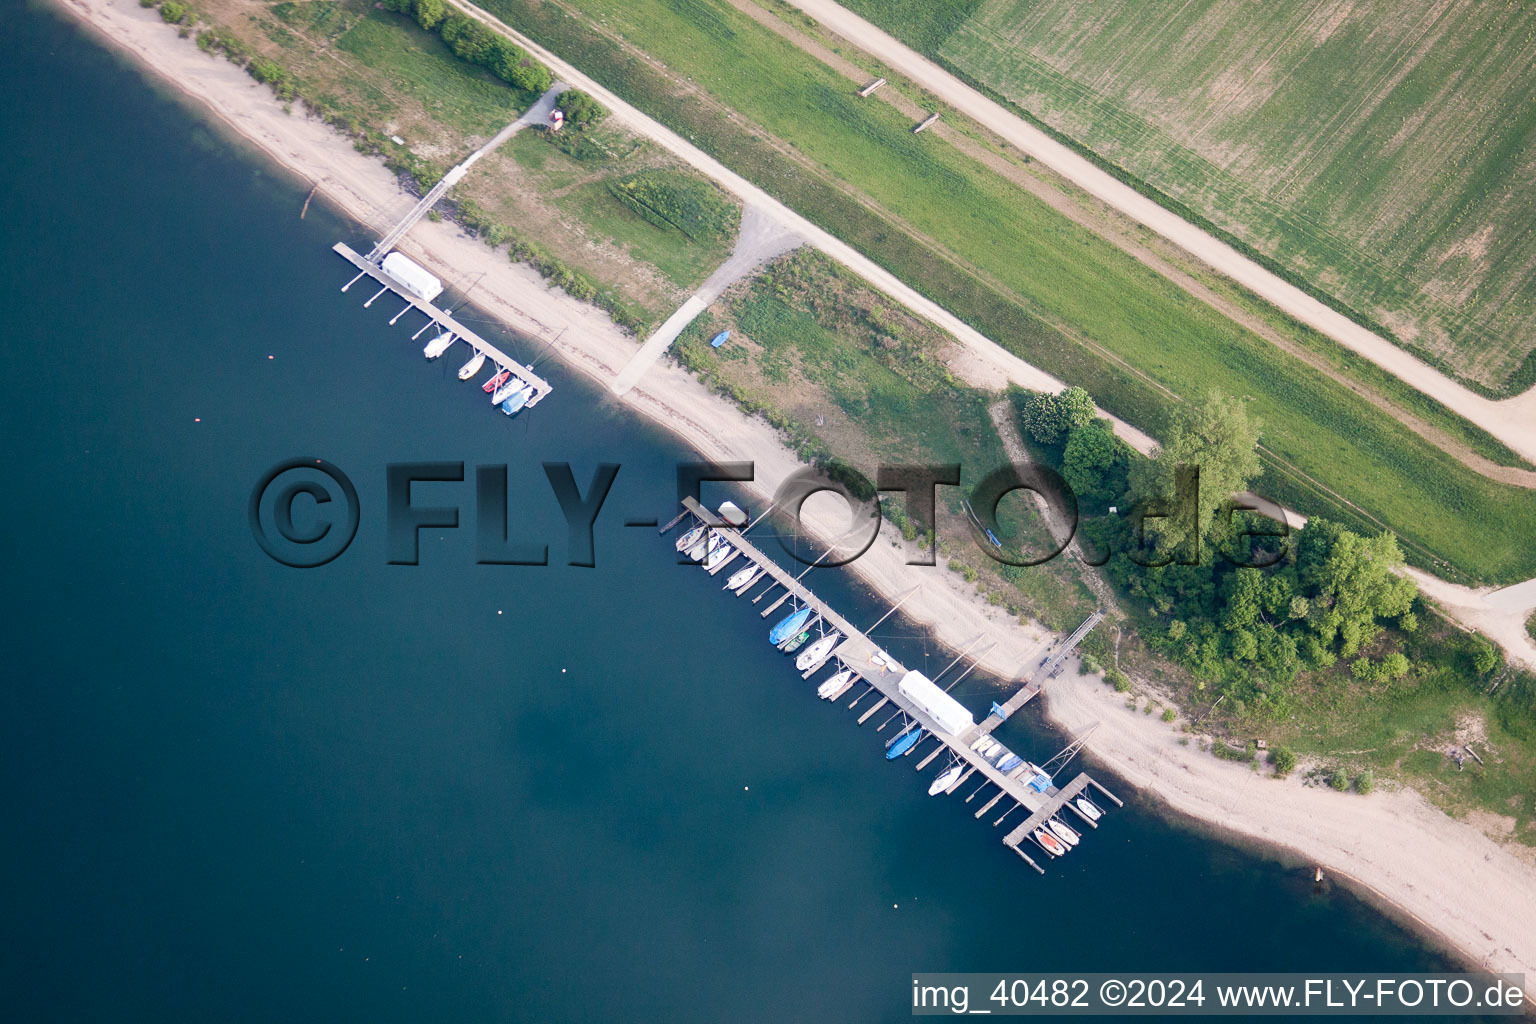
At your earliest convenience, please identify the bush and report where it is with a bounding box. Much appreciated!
[1471,636,1503,676]
[1104,667,1131,692]
[1269,746,1297,776]
[1079,653,1101,675]
[246,56,297,102]
[1161,707,1176,722]
[1355,770,1376,795]
[557,88,607,129]
[1527,611,1536,644]
[1329,768,1350,791]
[412,0,446,31]
[159,0,188,23]
[1020,386,1095,445]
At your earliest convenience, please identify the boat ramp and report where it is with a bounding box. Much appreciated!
[669,497,1121,873]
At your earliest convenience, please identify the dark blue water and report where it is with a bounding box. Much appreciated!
[0,8,1465,1021]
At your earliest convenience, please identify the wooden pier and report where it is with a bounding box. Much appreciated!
[672,498,1120,875]
[334,243,552,407]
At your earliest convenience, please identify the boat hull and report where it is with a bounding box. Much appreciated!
[886,728,924,760]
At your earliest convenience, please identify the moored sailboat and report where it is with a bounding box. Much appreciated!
[928,763,964,795]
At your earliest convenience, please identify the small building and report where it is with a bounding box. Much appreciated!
[381,251,443,303]
[898,670,975,736]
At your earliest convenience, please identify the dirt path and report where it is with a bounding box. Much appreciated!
[776,0,1536,466]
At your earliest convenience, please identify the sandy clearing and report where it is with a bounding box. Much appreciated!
[55,0,1536,982]
[777,0,1536,464]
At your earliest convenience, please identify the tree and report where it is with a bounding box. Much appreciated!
[1060,418,1126,508]
[1269,746,1297,776]
[412,0,446,31]
[1296,518,1418,657]
[1129,390,1262,551]
[1355,770,1376,795]
[557,89,607,129]
[1020,386,1096,446]
[1471,636,1502,676]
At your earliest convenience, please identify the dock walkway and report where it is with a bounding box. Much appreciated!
[677,498,1118,873]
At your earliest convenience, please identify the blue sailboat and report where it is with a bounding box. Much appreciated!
[768,606,813,645]
[886,727,925,759]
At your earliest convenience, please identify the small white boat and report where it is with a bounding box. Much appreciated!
[675,525,705,553]
[1047,818,1080,847]
[817,668,853,700]
[491,378,526,405]
[795,631,842,671]
[974,738,998,758]
[928,763,964,795]
[457,351,486,380]
[704,543,732,571]
[423,330,456,359]
[970,735,992,752]
[1075,797,1103,822]
[723,564,757,591]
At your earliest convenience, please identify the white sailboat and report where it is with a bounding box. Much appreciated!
[423,330,456,359]
[1074,797,1103,822]
[704,542,732,571]
[457,351,487,380]
[795,631,842,671]
[928,763,964,795]
[1047,818,1081,847]
[817,668,853,700]
[723,563,758,591]
[491,378,526,405]
[676,525,705,553]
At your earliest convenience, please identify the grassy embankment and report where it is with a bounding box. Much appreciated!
[475,0,1536,585]
[843,0,1536,397]
[697,247,1535,840]
[176,0,738,334]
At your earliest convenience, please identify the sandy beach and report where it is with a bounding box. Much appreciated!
[55,0,1536,981]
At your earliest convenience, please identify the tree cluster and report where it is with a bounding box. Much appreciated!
[384,0,553,93]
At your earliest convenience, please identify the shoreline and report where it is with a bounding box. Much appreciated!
[53,0,1536,982]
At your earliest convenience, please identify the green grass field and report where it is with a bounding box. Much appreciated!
[478,0,1536,583]
[846,0,1536,394]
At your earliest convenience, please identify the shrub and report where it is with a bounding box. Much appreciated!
[159,0,188,23]
[1104,667,1131,692]
[1020,386,1095,445]
[1527,611,1536,644]
[1355,770,1376,795]
[247,56,297,102]
[556,88,607,129]
[1269,746,1297,776]
[1329,768,1350,791]
[1161,707,1176,722]
[1471,636,1503,676]
[1079,653,1101,675]
[412,0,446,31]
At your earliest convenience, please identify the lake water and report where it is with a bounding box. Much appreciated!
[0,8,1467,1020]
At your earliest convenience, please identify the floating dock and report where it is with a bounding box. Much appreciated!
[334,242,552,408]
[672,498,1119,874]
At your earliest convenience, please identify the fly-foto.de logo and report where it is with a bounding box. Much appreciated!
[249,459,1288,570]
